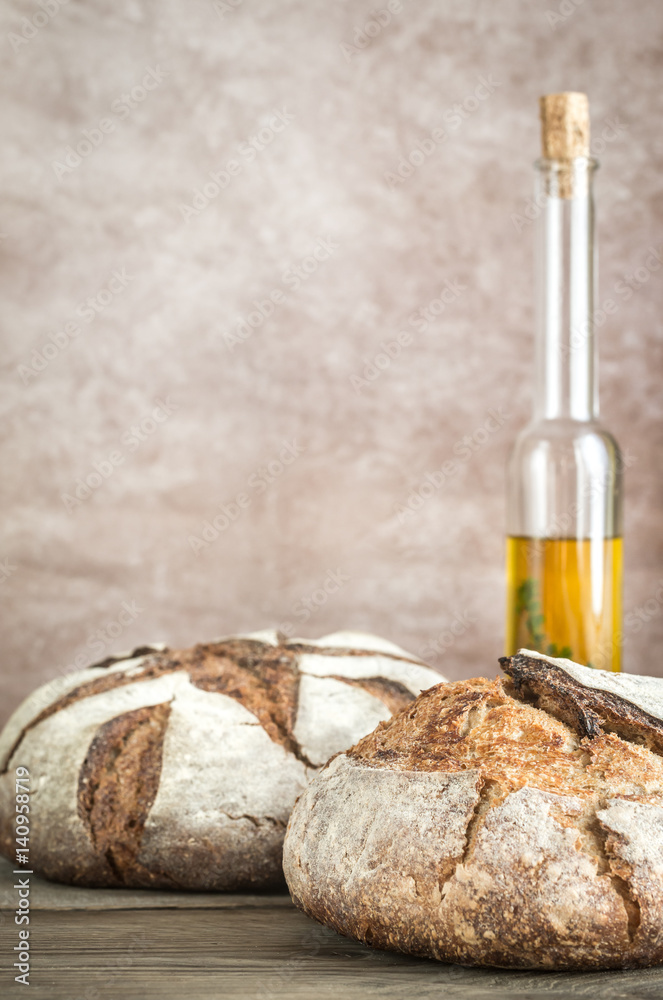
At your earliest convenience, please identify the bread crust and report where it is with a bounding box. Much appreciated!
[501,650,663,754]
[0,631,440,890]
[283,657,663,970]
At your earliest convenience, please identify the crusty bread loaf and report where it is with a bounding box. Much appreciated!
[283,650,663,970]
[0,630,441,890]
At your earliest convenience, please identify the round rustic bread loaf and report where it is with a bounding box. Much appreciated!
[283,650,663,971]
[0,630,440,890]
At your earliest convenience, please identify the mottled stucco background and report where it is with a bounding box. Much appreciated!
[1,0,662,725]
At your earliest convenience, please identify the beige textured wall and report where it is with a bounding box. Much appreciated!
[1,0,662,726]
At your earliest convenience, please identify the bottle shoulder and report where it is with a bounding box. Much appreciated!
[508,420,623,486]
[506,418,623,537]
[511,419,621,457]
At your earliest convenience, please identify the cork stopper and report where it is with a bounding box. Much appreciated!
[539,92,590,197]
[540,92,590,158]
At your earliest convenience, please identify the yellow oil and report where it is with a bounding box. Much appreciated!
[505,536,622,672]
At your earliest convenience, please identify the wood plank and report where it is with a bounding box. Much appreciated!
[4,907,663,1000]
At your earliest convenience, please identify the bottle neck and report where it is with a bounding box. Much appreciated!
[534,157,599,423]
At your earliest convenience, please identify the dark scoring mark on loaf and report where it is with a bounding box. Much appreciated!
[91,644,169,670]
[457,778,504,868]
[190,642,316,767]
[548,798,643,945]
[501,653,663,757]
[0,651,179,774]
[3,637,426,774]
[588,812,642,942]
[219,812,287,829]
[77,702,179,888]
[326,675,416,715]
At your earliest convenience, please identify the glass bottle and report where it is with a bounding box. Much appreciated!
[505,93,623,672]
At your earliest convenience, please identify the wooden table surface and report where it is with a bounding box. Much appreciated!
[3,858,663,999]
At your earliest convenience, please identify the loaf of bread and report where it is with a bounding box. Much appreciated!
[283,650,663,970]
[0,630,441,890]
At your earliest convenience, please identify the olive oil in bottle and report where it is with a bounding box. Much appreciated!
[505,537,622,670]
[505,94,623,671]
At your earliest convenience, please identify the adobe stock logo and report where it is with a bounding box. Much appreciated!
[384,75,501,189]
[340,1,404,61]
[211,0,244,16]
[51,67,169,179]
[17,267,134,385]
[278,568,352,637]
[61,397,179,513]
[179,108,295,222]
[219,237,339,350]
[188,440,306,554]
[8,0,69,53]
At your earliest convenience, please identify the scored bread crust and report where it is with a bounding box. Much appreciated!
[283,654,663,970]
[0,631,441,890]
